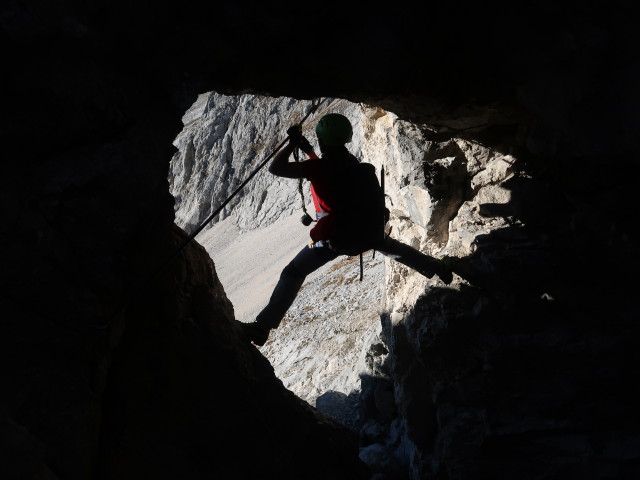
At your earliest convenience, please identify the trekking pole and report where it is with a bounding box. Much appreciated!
[101,97,326,328]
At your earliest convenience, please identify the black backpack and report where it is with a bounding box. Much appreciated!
[329,156,389,257]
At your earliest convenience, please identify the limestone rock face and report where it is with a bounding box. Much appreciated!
[170,93,304,233]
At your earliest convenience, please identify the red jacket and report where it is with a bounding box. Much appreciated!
[296,153,357,242]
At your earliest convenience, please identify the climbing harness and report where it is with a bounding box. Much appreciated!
[100,97,328,329]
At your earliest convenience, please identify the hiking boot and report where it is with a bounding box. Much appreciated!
[237,321,271,346]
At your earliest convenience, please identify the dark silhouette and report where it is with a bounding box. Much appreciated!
[238,113,454,346]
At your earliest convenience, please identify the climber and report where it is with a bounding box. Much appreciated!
[238,113,453,346]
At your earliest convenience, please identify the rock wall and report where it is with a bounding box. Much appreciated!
[170,93,305,233]
[375,123,639,479]
[361,115,527,477]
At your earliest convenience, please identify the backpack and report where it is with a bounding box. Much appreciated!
[328,157,389,257]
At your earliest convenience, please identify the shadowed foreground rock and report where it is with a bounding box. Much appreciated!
[95,226,368,479]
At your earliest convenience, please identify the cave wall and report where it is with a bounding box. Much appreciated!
[2,1,639,479]
[378,120,640,478]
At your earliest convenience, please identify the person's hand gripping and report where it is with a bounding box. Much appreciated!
[287,124,314,155]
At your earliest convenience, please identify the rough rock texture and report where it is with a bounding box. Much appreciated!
[170,93,304,233]
[2,1,639,480]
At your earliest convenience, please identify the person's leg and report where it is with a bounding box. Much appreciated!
[376,237,453,284]
[240,244,339,345]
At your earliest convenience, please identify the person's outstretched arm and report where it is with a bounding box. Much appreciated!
[269,134,318,178]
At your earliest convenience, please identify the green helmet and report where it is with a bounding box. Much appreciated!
[315,113,353,146]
